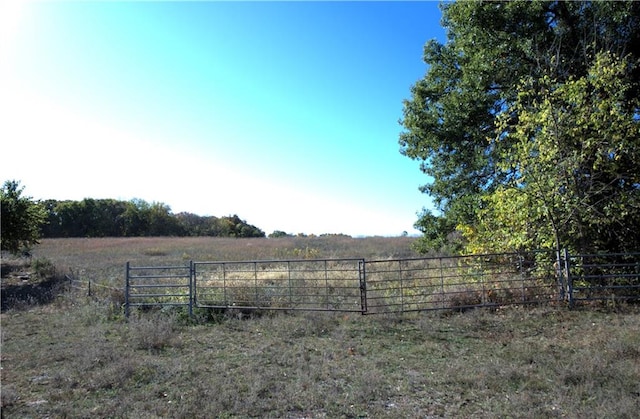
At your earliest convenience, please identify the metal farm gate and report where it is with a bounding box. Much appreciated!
[124,251,640,316]
[125,262,193,318]
[125,258,366,316]
[192,259,366,313]
[363,251,558,313]
[562,251,640,307]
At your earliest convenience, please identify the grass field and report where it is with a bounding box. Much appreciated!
[2,237,639,418]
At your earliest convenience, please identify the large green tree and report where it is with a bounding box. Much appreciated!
[1,180,48,254]
[401,1,640,254]
[466,53,640,254]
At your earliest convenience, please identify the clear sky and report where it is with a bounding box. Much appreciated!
[1,1,445,237]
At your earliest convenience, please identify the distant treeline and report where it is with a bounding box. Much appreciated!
[40,198,265,238]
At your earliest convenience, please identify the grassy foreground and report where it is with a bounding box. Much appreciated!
[1,238,639,418]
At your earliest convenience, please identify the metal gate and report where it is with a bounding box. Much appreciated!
[193,258,366,312]
[363,251,558,313]
[563,251,640,307]
[124,262,193,317]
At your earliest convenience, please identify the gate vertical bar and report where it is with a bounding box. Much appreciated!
[480,257,486,305]
[439,257,445,309]
[189,260,194,317]
[254,261,258,306]
[223,263,227,305]
[518,254,526,302]
[124,261,130,318]
[359,259,367,315]
[325,260,329,309]
[399,260,404,312]
[288,261,293,305]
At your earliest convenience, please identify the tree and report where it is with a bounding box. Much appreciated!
[467,52,640,254]
[145,202,183,236]
[400,1,640,253]
[269,230,292,238]
[175,212,217,236]
[1,180,48,254]
[217,215,265,238]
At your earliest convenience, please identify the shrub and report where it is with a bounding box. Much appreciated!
[32,257,56,279]
[128,311,178,351]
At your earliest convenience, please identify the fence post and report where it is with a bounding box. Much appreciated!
[124,261,130,318]
[563,248,574,308]
[556,250,565,302]
[359,259,367,315]
[518,254,526,303]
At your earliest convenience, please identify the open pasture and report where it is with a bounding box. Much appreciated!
[30,236,417,287]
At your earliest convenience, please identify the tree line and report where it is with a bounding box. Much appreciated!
[2,180,264,255]
[40,198,265,238]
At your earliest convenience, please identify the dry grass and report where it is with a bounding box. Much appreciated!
[30,236,418,289]
[2,299,639,418]
[2,238,639,417]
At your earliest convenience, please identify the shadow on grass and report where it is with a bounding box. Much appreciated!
[1,275,68,312]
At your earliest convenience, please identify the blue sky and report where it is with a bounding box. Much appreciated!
[1,1,445,237]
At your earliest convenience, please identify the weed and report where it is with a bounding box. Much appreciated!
[1,385,19,409]
[141,247,168,256]
[292,246,321,259]
[128,311,179,352]
[31,257,56,278]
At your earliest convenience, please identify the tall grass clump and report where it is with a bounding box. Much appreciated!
[128,310,180,351]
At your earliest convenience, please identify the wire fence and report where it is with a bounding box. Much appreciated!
[67,273,121,297]
[123,250,640,316]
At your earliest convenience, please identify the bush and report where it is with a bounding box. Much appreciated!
[128,311,178,351]
[0,180,47,254]
[32,257,56,279]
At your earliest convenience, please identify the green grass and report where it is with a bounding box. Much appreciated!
[2,238,639,417]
